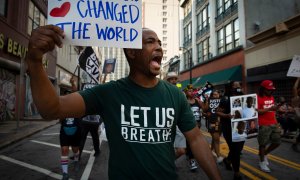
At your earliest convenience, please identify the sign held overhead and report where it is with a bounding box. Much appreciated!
[48,0,142,49]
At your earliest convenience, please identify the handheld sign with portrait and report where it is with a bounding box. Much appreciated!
[287,55,300,77]
[103,58,116,74]
[48,0,142,48]
[230,94,258,142]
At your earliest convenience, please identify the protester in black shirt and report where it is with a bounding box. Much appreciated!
[217,81,244,180]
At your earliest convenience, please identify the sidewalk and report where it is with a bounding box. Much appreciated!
[0,119,59,149]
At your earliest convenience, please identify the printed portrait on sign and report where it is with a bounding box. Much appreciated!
[232,97,242,108]
[241,96,257,119]
[230,94,258,141]
[231,120,247,142]
[246,119,258,138]
[103,58,116,74]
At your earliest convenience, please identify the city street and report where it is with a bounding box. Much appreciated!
[0,123,299,180]
[1,1,300,179]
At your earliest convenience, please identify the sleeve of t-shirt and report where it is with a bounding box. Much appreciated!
[177,91,196,133]
[257,96,263,109]
[78,85,104,116]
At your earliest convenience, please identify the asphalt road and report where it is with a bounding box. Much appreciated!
[0,124,299,180]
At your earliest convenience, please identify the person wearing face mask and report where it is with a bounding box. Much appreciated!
[256,80,280,173]
[216,81,245,180]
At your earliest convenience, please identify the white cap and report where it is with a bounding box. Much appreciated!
[166,72,178,80]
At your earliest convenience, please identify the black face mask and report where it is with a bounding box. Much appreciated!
[265,90,274,96]
[232,88,242,95]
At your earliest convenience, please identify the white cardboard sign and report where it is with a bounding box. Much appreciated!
[48,0,142,49]
[287,55,300,77]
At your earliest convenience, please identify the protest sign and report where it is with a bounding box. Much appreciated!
[78,47,100,84]
[196,81,213,102]
[287,55,300,77]
[230,94,258,142]
[103,58,116,74]
[48,0,142,48]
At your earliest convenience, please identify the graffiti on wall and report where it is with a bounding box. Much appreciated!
[25,77,39,117]
[0,68,16,121]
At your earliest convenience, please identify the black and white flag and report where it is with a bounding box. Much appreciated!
[78,47,100,84]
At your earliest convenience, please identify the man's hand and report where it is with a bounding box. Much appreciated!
[27,25,65,63]
[269,105,278,111]
[70,76,75,84]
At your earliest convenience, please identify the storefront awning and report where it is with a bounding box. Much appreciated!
[180,65,242,88]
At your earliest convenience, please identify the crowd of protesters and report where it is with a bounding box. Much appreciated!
[164,71,299,179]
[51,69,300,180]
[25,23,299,180]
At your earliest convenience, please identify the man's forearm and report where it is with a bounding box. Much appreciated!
[293,78,300,96]
[27,60,60,119]
[189,129,221,180]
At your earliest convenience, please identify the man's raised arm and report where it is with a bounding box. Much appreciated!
[26,25,85,120]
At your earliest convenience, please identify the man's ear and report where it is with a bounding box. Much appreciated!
[125,49,135,59]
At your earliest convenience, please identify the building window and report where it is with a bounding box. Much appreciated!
[216,0,236,16]
[28,1,46,35]
[163,43,167,48]
[183,49,192,70]
[163,24,167,29]
[163,37,167,41]
[163,18,167,23]
[163,12,167,16]
[196,13,202,32]
[197,43,202,63]
[233,18,240,47]
[0,0,7,16]
[184,52,189,69]
[217,0,223,16]
[217,29,224,54]
[207,4,211,25]
[184,23,192,45]
[187,23,192,41]
[184,26,187,43]
[217,18,239,54]
[163,0,167,3]
[163,50,167,55]
[163,31,167,35]
[197,38,210,63]
[202,6,208,28]
[225,23,232,50]
[184,0,192,16]
[224,0,231,11]
[162,5,167,10]
[203,38,209,61]
[196,5,210,34]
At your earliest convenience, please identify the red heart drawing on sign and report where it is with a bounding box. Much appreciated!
[50,2,71,17]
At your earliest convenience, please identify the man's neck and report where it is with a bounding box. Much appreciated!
[128,74,159,88]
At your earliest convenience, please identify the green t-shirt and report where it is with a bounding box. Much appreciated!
[79,77,195,180]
